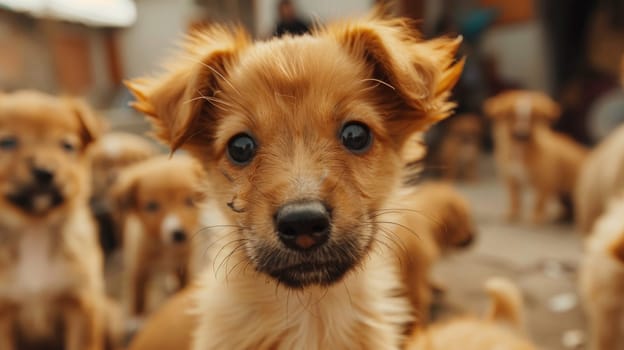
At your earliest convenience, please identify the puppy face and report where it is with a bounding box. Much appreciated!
[113,156,204,245]
[0,91,99,227]
[484,91,560,142]
[128,13,463,288]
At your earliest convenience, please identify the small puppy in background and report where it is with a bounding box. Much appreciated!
[396,181,477,322]
[580,196,624,350]
[112,155,205,319]
[89,132,159,255]
[435,113,483,181]
[406,277,536,350]
[575,124,624,234]
[0,91,109,349]
[126,7,463,349]
[485,90,588,223]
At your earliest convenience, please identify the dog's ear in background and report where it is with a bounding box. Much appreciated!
[324,12,464,144]
[110,170,139,213]
[125,26,250,151]
[64,97,102,147]
[531,92,560,122]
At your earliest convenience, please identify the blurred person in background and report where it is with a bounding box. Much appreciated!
[274,0,309,37]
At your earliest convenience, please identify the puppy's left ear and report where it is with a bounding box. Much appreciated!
[64,97,102,146]
[125,26,250,152]
[326,13,464,143]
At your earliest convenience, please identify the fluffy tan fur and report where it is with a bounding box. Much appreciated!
[405,277,536,350]
[127,9,463,350]
[580,196,624,350]
[0,91,110,349]
[484,90,588,223]
[575,124,624,234]
[391,181,476,322]
[111,155,205,318]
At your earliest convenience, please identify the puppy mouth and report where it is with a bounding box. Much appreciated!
[266,259,355,289]
[5,186,64,215]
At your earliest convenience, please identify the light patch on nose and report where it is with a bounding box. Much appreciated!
[514,96,532,134]
[32,194,51,213]
[102,137,121,157]
[161,214,181,243]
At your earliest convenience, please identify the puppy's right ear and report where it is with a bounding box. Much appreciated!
[125,26,250,151]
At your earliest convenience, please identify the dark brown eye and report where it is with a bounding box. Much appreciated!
[145,201,160,212]
[61,140,76,153]
[0,136,18,150]
[185,197,194,207]
[227,133,256,165]
[340,122,372,153]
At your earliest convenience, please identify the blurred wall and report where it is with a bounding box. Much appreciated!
[118,0,200,79]
[255,0,373,38]
[481,21,550,92]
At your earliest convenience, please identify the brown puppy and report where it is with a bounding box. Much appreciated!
[579,196,624,350]
[0,91,107,350]
[127,8,463,350]
[485,90,588,223]
[435,113,483,181]
[88,132,159,253]
[393,181,477,322]
[406,277,536,350]
[111,155,205,319]
[575,124,624,234]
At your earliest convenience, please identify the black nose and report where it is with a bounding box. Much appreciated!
[172,230,187,243]
[512,131,531,142]
[31,166,54,185]
[275,201,331,251]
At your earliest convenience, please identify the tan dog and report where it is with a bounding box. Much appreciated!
[435,113,483,181]
[485,90,588,223]
[0,91,108,349]
[127,8,463,350]
[394,181,477,322]
[111,155,205,319]
[580,195,624,350]
[575,124,624,234]
[406,277,536,350]
[89,132,159,253]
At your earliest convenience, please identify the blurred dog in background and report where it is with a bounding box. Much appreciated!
[575,124,624,234]
[0,91,113,350]
[111,155,205,321]
[89,132,159,255]
[406,277,536,350]
[485,90,588,223]
[580,195,624,350]
[434,114,483,181]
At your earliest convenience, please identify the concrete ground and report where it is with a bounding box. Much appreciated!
[432,162,586,350]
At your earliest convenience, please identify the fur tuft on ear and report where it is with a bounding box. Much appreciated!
[125,25,251,151]
[322,11,463,137]
[63,97,102,146]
